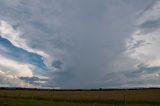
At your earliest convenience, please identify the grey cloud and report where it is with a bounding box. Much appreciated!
[101,65,160,88]
[52,60,63,69]
[0,0,158,88]
[20,76,48,85]
[140,19,160,28]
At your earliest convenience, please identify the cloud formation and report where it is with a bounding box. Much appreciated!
[0,55,35,87]
[0,0,160,88]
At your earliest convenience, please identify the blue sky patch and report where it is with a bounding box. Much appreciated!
[0,36,47,73]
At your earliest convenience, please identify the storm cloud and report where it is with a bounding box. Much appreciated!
[0,0,159,88]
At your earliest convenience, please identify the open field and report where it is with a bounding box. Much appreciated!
[0,88,160,106]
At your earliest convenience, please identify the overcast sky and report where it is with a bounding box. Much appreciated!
[0,0,160,89]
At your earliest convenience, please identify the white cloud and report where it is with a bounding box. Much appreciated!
[0,71,34,88]
[0,20,49,60]
[0,55,34,77]
[126,1,160,67]
[0,55,37,87]
[137,1,160,25]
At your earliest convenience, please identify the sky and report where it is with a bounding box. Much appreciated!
[0,0,160,89]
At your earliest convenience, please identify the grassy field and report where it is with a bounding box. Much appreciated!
[0,89,160,106]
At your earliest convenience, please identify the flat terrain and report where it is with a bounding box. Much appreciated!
[0,88,160,106]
